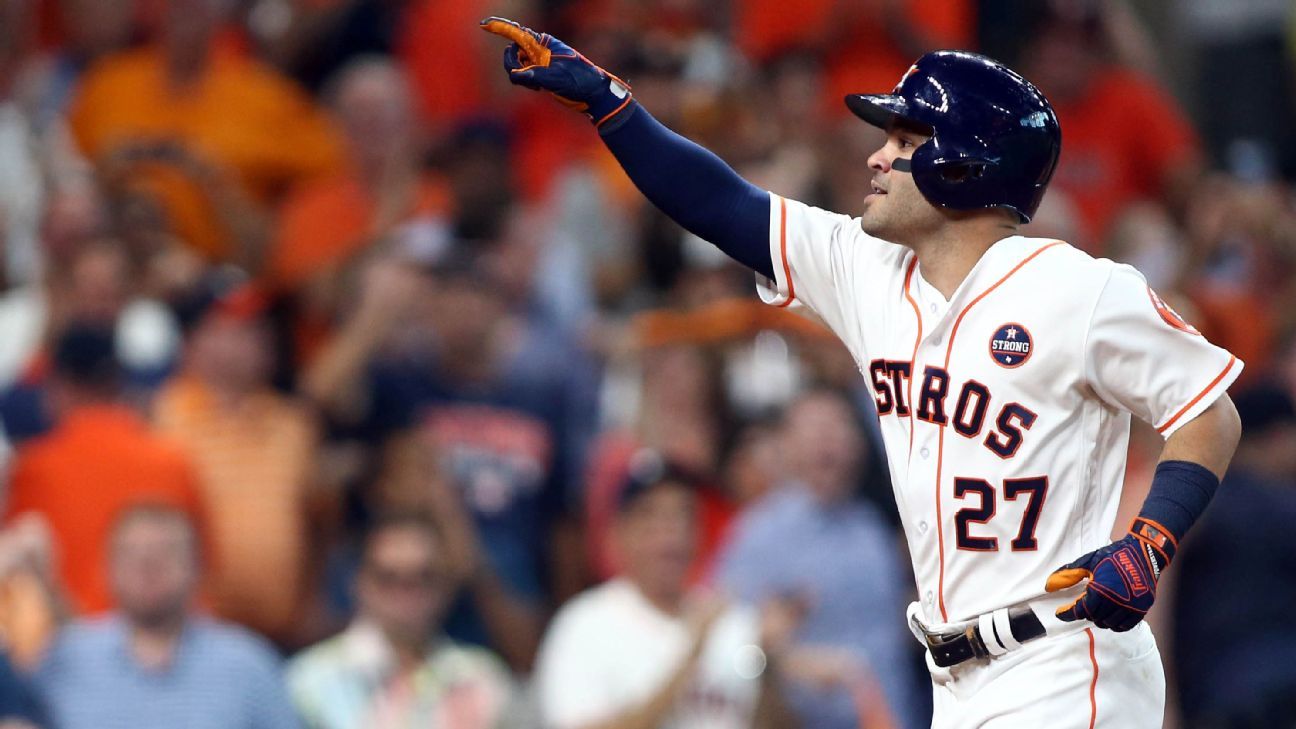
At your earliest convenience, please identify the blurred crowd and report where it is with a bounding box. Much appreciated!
[0,0,1292,727]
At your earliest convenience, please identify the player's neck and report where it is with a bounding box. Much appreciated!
[913,219,1018,299]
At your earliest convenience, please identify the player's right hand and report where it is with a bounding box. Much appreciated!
[479,17,633,128]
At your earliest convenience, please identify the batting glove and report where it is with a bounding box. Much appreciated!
[1044,517,1177,632]
[479,17,634,128]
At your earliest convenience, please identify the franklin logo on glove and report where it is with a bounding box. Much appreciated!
[1045,513,1178,632]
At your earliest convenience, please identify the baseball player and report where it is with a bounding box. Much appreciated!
[481,18,1243,728]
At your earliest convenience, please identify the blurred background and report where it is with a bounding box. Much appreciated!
[0,0,1292,727]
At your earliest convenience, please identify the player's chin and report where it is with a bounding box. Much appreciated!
[859,207,888,238]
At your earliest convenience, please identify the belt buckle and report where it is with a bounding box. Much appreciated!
[908,613,933,644]
[910,613,988,668]
[910,614,961,651]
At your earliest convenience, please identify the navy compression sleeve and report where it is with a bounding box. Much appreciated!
[1137,460,1220,547]
[598,102,775,279]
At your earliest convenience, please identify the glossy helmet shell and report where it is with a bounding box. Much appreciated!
[845,51,1061,223]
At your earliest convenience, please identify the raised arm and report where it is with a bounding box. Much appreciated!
[480,18,774,279]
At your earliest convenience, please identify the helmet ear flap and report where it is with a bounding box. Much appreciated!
[907,133,942,201]
[911,141,1014,218]
[937,161,990,183]
[890,129,939,176]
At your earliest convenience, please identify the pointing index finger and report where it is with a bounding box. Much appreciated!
[479,17,551,67]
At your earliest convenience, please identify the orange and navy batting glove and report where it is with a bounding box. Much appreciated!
[479,17,634,129]
[1045,517,1176,632]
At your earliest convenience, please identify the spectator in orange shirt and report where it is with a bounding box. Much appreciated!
[1019,3,1204,250]
[68,0,342,265]
[733,0,974,119]
[268,57,453,364]
[397,0,502,134]
[153,277,320,645]
[5,322,203,615]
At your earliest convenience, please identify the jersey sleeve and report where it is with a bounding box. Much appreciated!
[1084,264,1242,438]
[755,193,908,340]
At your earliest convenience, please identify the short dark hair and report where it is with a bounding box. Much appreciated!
[616,450,702,514]
[52,322,120,393]
[170,269,268,333]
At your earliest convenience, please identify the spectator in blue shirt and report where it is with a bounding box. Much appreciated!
[305,248,595,672]
[33,503,300,729]
[715,390,926,729]
[1172,382,1296,727]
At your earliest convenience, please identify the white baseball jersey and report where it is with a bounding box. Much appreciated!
[534,578,763,729]
[756,193,1242,629]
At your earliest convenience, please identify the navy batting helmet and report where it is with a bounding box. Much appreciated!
[846,51,1061,223]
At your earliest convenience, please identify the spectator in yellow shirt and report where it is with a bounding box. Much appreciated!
[154,276,320,645]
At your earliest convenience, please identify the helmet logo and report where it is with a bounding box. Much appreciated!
[893,63,920,93]
[913,77,950,113]
[989,323,1033,368]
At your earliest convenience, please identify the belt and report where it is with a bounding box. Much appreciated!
[910,605,1047,668]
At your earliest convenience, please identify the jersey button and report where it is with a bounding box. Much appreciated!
[918,521,928,534]
[920,447,930,459]
[929,303,938,313]
[924,590,934,605]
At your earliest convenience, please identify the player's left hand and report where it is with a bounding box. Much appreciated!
[1044,517,1176,632]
